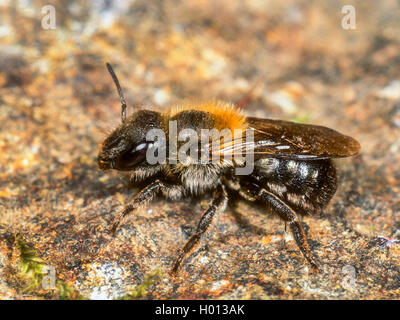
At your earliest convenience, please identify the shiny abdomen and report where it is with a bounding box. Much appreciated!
[251,158,337,215]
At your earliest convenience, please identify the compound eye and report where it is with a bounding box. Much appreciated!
[115,142,152,170]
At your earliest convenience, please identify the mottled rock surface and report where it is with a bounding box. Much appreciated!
[0,0,399,299]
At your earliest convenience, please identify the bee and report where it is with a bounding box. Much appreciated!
[98,63,360,273]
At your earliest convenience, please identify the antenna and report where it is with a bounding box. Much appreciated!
[236,76,264,110]
[106,62,127,122]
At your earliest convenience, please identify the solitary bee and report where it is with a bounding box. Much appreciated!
[98,63,360,273]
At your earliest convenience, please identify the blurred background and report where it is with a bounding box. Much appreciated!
[0,0,399,299]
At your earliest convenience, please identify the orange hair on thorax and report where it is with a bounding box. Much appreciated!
[167,101,247,133]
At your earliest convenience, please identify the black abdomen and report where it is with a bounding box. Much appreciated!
[250,158,337,215]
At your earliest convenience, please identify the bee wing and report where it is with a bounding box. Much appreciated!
[214,117,361,160]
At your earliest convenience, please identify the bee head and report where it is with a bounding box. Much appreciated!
[98,109,164,171]
[98,63,164,171]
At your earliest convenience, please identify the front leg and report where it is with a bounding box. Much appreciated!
[171,184,228,274]
[110,179,168,235]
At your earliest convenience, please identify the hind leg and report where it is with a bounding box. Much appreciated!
[258,188,318,271]
[238,181,318,271]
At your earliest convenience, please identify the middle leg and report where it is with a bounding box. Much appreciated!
[171,184,228,273]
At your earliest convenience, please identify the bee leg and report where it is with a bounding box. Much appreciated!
[258,188,319,272]
[110,179,166,235]
[171,185,228,274]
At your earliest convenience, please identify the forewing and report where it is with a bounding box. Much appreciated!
[215,117,360,160]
